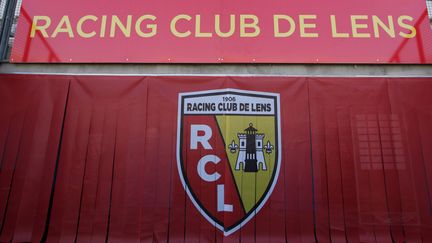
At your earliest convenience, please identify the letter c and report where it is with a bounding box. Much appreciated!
[77,15,98,38]
[197,155,221,182]
[170,14,191,37]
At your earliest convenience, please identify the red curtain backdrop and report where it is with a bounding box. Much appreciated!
[0,75,432,242]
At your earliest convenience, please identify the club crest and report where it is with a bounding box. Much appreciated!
[176,89,281,236]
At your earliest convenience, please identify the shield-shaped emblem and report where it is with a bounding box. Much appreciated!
[176,89,281,236]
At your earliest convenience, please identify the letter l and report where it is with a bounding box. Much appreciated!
[217,184,233,212]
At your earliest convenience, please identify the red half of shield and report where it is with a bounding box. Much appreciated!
[181,115,246,230]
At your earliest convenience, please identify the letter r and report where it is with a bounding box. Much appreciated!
[190,124,213,150]
[31,16,51,38]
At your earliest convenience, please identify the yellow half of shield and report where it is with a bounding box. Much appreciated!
[216,115,276,214]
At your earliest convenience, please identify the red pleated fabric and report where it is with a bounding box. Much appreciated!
[0,75,431,242]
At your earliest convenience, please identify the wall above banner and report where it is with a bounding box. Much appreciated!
[10,0,432,63]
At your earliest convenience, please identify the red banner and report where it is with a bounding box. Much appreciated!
[11,0,432,63]
[1,74,432,241]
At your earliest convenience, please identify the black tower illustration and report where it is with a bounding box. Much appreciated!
[233,123,268,172]
[244,123,258,172]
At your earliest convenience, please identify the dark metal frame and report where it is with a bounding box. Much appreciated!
[0,0,18,61]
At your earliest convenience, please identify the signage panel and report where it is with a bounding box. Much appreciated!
[10,0,432,63]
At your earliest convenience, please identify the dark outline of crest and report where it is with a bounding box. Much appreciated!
[176,89,281,236]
